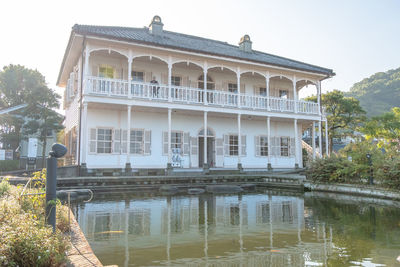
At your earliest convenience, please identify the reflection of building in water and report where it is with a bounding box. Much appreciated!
[76,193,334,266]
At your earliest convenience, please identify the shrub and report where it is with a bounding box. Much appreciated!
[0,160,19,172]
[0,171,69,266]
[0,179,11,197]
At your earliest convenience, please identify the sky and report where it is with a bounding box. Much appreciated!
[0,0,399,105]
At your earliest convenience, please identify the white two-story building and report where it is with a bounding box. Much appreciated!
[58,16,333,171]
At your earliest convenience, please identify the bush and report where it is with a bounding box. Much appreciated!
[0,172,69,266]
[0,160,19,172]
[0,179,11,197]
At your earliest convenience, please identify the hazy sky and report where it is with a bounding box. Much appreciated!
[1,0,399,101]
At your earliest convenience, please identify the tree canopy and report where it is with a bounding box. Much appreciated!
[347,67,400,117]
[0,64,64,161]
[306,90,366,153]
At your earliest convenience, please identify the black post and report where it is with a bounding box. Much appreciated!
[45,143,67,233]
[46,156,57,233]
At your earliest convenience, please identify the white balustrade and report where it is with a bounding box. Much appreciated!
[86,76,320,115]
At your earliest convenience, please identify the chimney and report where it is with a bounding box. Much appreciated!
[149,15,163,36]
[239,34,252,52]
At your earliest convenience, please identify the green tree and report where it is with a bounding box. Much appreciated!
[306,90,366,153]
[0,64,64,163]
[362,107,400,149]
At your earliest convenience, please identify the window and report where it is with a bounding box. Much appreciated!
[229,135,239,156]
[280,137,289,157]
[171,76,181,86]
[171,132,183,151]
[259,87,267,96]
[99,66,114,78]
[255,136,268,156]
[279,90,288,99]
[132,71,144,82]
[130,130,144,154]
[228,83,238,93]
[197,75,215,90]
[97,128,112,153]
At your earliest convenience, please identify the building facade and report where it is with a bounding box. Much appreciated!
[58,16,333,170]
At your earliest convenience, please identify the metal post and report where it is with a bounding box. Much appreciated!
[45,143,67,233]
[46,156,57,233]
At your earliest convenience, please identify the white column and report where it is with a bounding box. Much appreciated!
[238,114,241,165]
[267,116,271,166]
[127,57,132,98]
[168,62,172,102]
[325,119,329,156]
[81,102,88,164]
[83,45,90,95]
[317,81,321,115]
[168,108,172,164]
[203,64,208,105]
[126,105,131,164]
[294,119,299,167]
[203,111,208,166]
[237,69,241,108]
[266,73,270,111]
[293,75,298,113]
[318,120,323,158]
[312,122,316,160]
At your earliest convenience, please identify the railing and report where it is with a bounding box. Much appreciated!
[86,76,320,115]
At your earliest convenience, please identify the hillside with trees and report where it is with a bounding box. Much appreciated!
[346,67,400,117]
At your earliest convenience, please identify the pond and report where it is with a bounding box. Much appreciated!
[72,189,400,266]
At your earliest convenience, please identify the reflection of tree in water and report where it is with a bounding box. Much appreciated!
[305,197,400,266]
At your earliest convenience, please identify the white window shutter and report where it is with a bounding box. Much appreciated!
[255,136,260,156]
[113,129,121,154]
[190,137,198,155]
[144,130,151,155]
[162,132,168,155]
[89,128,97,153]
[290,137,295,157]
[223,135,229,155]
[121,130,128,154]
[271,137,277,156]
[183,132,190,155]
[215,138,224,167]
[241,135,246,156]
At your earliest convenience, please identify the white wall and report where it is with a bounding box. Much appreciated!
[85,108,297,169]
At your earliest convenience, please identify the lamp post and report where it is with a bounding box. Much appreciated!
[46,143,67,233]
[366,153,373,185]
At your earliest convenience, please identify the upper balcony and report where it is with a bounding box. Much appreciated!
[84,76,320,115]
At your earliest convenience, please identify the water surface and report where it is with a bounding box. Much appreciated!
[73,189,400,266]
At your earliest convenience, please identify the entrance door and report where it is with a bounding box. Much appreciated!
[199,137,215,167]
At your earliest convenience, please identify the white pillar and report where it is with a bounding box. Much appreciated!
[203,111,208,166]
[312,122,316,160]
[168,108,172,164]
[293,75,298,113]
[126,105,131,164]
[317,81,321,115]
[168,62,172,102]
[267,116,271,166]
[238,114,241,165]
[318,120,323,158]
[203,66,208,105]
[294,119,299,167]
[127,57,132,98]
[237,69,241,108]
[81,102,88,164]
[83,45,90,95]
[325,119,329,156]
[266,73,270,111]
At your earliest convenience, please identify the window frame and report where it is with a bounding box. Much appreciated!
[257,135,269,157]
[98,65,115,79]
[229,134,239,156]
[280,136,289,157]
[96,128,113,154]
[131,71,144,82]
[171,75,182,86]
[130,129,145,155]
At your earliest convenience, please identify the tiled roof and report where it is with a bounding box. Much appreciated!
[72,24,334,76]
